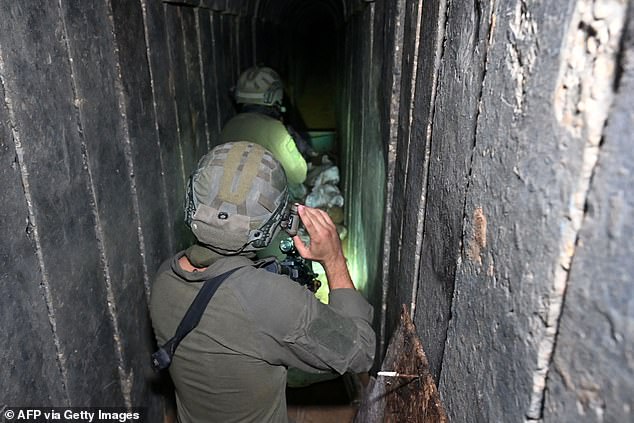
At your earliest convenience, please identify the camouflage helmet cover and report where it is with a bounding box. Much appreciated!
[185,142,289,253]
[235,66,284,107]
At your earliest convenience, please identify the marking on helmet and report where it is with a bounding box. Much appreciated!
[217,144,265,207]
[215,147,231,155]
[258,192,276,213]
[257,169,271,182]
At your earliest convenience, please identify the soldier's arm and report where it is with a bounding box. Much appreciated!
[293,205,354,291]
[279,132,308,185]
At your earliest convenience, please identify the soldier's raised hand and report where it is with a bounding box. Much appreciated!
[293,205,355,290]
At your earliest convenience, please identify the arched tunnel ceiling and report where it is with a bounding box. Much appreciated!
[254,0,346,25]
[183,1,375,25]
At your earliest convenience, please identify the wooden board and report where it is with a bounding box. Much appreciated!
[356,306,447,423]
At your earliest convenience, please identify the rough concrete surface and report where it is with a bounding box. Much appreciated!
[386,0,424,344]
[0,0,259,413]
[0,78,68,406]
[111,0,174,292]
[197,9,224,148]
[373,0,405,359]
[415,0,496,381]
[337,4,387,350]
[180,7,209,159]
[0,1,125,405]
[403,0,445,329]
[438,0,631,421]
[165,5,197,186]
[141,0,185,250]
[356,307,447,423]
[543,4,634,421]
[213,13,237,128]
[2,1,632,421]
[60,0,153,408]
[439,0,581,419]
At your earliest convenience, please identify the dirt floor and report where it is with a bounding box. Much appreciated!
[163,374,368,423]
[287,404,358,423]
[286,374,368,423]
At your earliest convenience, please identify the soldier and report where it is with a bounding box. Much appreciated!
[220,66,313,189]
[150,141,375,423]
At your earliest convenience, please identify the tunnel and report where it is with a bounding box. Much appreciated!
[1,0,633,422]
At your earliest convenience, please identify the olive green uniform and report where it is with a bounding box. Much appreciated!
[150,252,375,423]
[219,112,307,185]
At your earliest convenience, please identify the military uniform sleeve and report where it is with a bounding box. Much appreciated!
[278,132,307,185]
[283,287,376,374]
[235,269,375,375]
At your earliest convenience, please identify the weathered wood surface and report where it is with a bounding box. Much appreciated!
[355,306,447,423]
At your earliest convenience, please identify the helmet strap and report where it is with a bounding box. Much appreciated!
[242,104,282,119]
[251,188,289,249]
[200,240,255,256]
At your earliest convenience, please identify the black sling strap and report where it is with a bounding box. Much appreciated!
[151,266,244,371]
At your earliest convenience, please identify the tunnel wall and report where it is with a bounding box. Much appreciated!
[541,5,634,421]
[370,0,633,421]
[3,0,631,420]
[0,0,254,412]
[335,0,397,360]
[337,1,385,332]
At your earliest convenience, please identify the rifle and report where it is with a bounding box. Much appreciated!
[277,238,321,293]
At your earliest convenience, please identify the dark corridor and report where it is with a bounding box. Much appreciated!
[1,1,633,422]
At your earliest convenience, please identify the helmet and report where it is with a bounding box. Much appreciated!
[185,142,289,253]
[235,66,284,107]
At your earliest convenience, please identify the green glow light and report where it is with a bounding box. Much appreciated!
[344,223,368,296]
[311,262,329,304]
[309,227,369,304]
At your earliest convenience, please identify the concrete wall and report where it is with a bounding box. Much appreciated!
[542,5,634,421]
[368,0,633,421]
[335,0,395,360]
[2,0,632,421]
[0,0,251,413]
